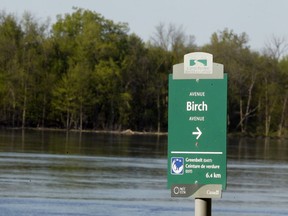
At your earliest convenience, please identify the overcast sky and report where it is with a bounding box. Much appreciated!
[1,0,288,52]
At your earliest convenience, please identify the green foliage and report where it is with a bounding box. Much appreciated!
[0,9,288,136]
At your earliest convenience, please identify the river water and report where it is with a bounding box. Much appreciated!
[0,129,288,216]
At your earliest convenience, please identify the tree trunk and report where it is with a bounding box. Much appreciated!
[243,78,255,132]
[66,109,70,130]
[22,84,27,129]
[278,94,288,137]
[157,88,161,133]
[41,94,46,128]
[79,102,83,131]
[265,78,270,136]
[10,89,16,128]
[239,98,244,133]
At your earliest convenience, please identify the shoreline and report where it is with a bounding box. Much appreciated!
[4,127,168,136]
[2,127,288,139]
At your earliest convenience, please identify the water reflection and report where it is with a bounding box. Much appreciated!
[0,130,288,216]
[0,129,167,158]
[228,136,288,161]
[2,129,288,160]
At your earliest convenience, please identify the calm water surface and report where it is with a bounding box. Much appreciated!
[0,129,288,216]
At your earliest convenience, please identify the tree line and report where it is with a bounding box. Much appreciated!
[0,8,288,136]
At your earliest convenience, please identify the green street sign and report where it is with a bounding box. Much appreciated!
[167,52,227,199]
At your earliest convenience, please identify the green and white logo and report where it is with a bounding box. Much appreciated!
[190,59,208,67]
[184,52,213,74]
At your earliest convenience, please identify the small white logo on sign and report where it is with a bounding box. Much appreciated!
[173,186,187,195]
[184,52,213,74]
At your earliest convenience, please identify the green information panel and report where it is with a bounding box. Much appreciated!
[167,74,227,198]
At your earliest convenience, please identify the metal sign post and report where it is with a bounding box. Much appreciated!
[167,52,227,216]
[195,198,211,216]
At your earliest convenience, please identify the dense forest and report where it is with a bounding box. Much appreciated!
[1,8,288,136]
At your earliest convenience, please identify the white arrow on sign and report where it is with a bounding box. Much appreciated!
[192,127,202,140]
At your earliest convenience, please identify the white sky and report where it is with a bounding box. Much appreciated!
[1,0,288,52]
